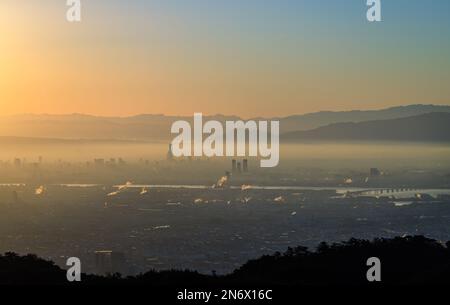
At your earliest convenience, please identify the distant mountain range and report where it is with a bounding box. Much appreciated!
[0,104,449,142]
[282,112,450,143]
[277,104,450,132]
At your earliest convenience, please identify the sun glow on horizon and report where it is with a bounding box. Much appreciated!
[0,0,449,117]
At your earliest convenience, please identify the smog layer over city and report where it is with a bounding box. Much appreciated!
[1,136,450,275]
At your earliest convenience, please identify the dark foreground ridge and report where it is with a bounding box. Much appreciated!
[2,235,450,285]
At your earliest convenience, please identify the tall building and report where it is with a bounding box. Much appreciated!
[167,144,174,161]
[243,159,248,172]
[370,168,381,177]
[14,158,21,168]
[94,158,105,166]
[11,191,19,205]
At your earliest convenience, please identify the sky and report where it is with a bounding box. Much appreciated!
[0,0,449,117]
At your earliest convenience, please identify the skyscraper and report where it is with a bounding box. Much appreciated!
[243,159,248,172]
[167,144,174,161]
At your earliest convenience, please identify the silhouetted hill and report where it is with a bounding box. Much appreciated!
[282,112,450,142]
[231,235,450,285]
[1,104,449,140]
[0,252,66,285]
[279,104,450,132]
[2,236,450,285]
[0,113,241,141]
[0,136,148,145]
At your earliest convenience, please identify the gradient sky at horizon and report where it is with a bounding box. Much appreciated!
[0,0,449,117]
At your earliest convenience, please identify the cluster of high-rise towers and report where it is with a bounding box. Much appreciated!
[231,159,248,174]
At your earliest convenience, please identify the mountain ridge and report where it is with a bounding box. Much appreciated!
[282,112,450,143]
[1,104,449,140]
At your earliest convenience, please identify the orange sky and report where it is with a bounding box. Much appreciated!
[1,1,449,117]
